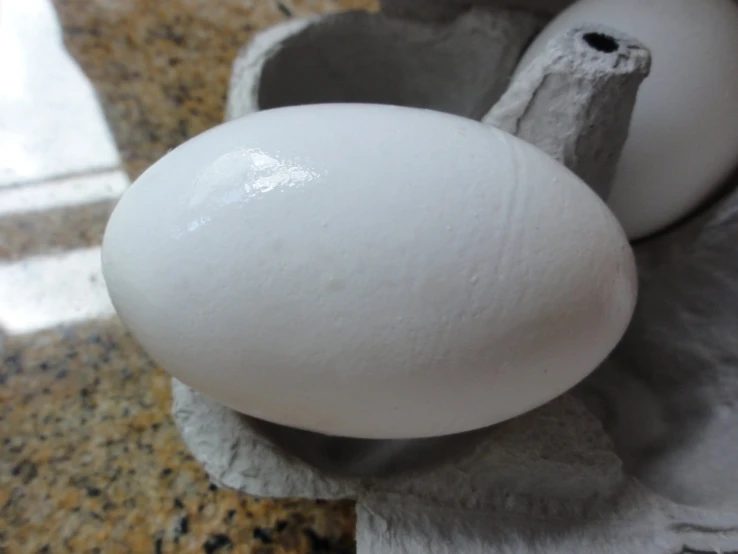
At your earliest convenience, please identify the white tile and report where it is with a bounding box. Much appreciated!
[0,170,129,217]
[0,0,121,186]
[0,247,115,335]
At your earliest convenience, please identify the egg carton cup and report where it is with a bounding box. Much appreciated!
[174,378,738,553]
[173,3,738,553]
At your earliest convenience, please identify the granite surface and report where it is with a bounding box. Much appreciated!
[1,1,376,552]
[52,0,378,181]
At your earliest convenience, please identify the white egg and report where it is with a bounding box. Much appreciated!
[102,104,636,439]
[517,0,738,240]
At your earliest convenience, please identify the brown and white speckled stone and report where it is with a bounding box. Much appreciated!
[0,317,358,553]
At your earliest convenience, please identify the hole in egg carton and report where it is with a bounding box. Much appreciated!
[582,32,619,53]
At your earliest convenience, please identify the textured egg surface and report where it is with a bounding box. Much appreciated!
[102,104,637,439]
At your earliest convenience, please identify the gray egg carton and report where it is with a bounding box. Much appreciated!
[172,2,738,552]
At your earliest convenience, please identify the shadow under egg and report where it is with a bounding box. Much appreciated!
[246,414,495,479]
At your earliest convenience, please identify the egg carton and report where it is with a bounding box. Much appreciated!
[171,1,738,552]
[225,8,648,200]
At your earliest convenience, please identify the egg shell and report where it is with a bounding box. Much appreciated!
[102,103,637,439]
[517,0,738,240]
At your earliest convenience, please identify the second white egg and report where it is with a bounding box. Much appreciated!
[517,0,738,240]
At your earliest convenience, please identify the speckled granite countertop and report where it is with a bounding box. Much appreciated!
[53,0,377,181]
[1,1,375,552]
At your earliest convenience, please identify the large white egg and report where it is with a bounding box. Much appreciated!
[102,104,636,439]
[517,0,738,240]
